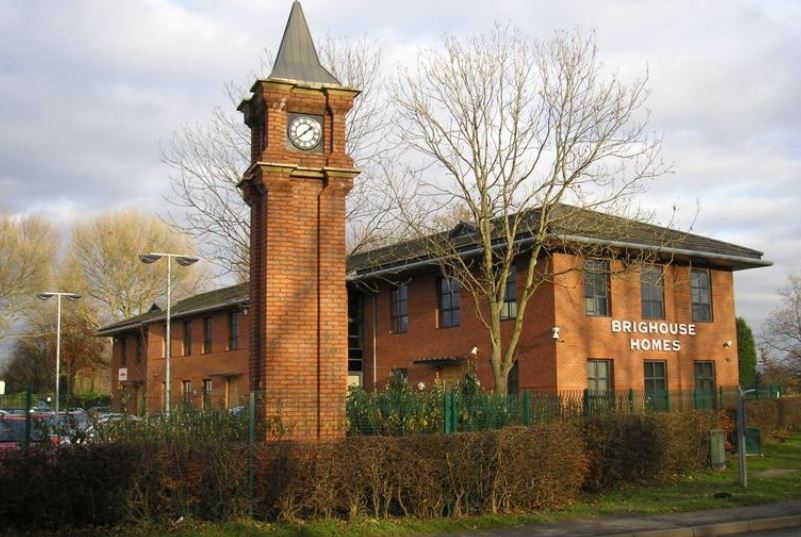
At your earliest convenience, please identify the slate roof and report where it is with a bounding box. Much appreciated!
[267,1,340,85]
[96,283,248,336]
[346,204,769,277]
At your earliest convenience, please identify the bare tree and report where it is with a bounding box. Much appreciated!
[388,28,668,394]
[164,36,391,280]
[761,271,801,377]
[69,210,208,323]
[0,214,56,340]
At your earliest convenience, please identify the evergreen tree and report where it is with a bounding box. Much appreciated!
[736,317,757,387]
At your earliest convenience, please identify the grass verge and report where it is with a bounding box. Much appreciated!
[13,433,801,537]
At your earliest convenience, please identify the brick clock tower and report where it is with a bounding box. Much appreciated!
[238,1,359,440]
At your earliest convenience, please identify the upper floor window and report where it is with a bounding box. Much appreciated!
[202,317,212,354]
[182,320,192,356]
[438,277,461,328]
[228,312,240,351]
[390,284,409,333]
[641,265,664,319]
[691,268,713,321]
[135,333,143,363]
[500,267,517,320]
[584,260,610,316]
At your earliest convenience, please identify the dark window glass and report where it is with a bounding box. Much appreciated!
[587,359,613,394]
[500,267,517,320]
[691,269,713,321]
[120,337,127,366]
[182,320,191,356]
[644,360,668,411]
[182,380,192,405]
[203,317,212,354]
[438,278,461,328]
[228,312,239,351]
[348,293,363,372]
[202,379,213,409]
[584,260,610,316]
[135,333,143,363]
[694,361,717,410]
[390,284,409,333]
[641,265,664,319]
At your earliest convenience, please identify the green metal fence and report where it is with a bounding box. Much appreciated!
[346,384,785,436]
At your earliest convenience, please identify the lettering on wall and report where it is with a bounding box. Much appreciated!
[610,320,696,351]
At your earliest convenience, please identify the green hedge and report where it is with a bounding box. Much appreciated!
[8,406,798,530]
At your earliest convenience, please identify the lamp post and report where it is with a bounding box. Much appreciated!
[139,252,199,416]
[36,292,81,415]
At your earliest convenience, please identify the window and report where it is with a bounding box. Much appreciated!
[120,337,127,366]
[202,317,212,354]
[202,379,213,409]
[691,268,713,321]
[182,320,192,356]
[641,265,664,319]
[584,260,610,316]
[182,380,193,405]
[694,361,717,410]
[500,267,517,320]
[587,359,613,394]
[390,284,409,333]
[438,277,461,328]
[135,333,143,363]
[228,312,239,351]
[644,360,668,411]
[348,293,363,373]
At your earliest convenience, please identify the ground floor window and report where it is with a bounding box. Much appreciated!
[202,379,213,409]
[182,380,193,405]
[694,361,716,410]
[586,359,614,412]
[644,360,668,411]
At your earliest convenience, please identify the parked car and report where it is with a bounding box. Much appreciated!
[0,414,55,450]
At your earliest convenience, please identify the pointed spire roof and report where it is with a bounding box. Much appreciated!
[268,1,340,86]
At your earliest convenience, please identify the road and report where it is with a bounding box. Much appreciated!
[738,530,800,537]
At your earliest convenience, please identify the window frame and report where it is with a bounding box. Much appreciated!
[587,359,614,395]
[584,259,611,317]
[202,316,212,354]
[690,268,713,322]
[500,266,518,321]
[227,312,239,351]
[182,320,192,356]
[135,332,143,363]
[390,284,409,334]
[182,380,193,405]
[644,360,668,411]
[641,265,665,320]
[437,277,461,328]
[202,379,213,409]
[120,336,127,367]
[693,360,717,410]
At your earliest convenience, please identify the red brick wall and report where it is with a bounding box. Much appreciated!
[552,253,739,393]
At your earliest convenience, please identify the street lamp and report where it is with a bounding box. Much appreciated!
[36,292,81,415]
[139,252,199,416]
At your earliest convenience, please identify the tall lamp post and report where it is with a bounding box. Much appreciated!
[139,252,199,416]
[36,292,81,415]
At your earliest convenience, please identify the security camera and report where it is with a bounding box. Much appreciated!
[724,341,733,348]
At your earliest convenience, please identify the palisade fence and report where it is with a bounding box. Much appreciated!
[345,378,784,436]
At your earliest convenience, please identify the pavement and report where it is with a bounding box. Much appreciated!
[439,501,801,537]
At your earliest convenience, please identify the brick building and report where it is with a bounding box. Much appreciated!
[99,212,769,414]
[98,2,770,416]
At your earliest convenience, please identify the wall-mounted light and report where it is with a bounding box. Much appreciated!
[417,381,426,391]
[724,341,733,348]
[469,346,478,356]
[552,326,561,340]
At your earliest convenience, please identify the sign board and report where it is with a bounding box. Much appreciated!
[0,380,5,395]
[611,319,697,352]
[118,367,128,382]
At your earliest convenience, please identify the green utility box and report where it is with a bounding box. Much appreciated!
[745,427,763,456]
[709,429,726,471]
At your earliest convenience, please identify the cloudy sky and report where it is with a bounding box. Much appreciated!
[1,0,799,333]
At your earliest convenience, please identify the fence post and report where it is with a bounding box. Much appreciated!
[664,389,670,412]
[627,388,634,414]
[523,389,531,426]
[719,387,724,410]
[248,392,255,518]
[443,391,456,434]
[23,387,32,453]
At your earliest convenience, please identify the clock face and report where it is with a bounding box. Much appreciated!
[287,115,322,150]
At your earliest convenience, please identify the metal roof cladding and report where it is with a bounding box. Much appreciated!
[268,1,341,85]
